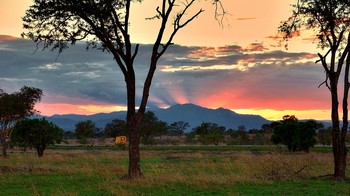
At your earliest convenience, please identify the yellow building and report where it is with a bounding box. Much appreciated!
[115,136,127,144]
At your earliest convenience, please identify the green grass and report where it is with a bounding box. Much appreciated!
[48,144,333,152]
[0,147,349,195]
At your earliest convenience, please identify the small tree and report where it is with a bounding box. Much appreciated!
[140,111,167,145]
[194,122,225,145]
[272,116,322,152]
[104,119,127,138]
[168,121,190,138]
[11,118,64,157]
[75,120,99,144]
[0,86,43,158]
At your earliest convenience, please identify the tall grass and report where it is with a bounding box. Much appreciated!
[0,148,349,195]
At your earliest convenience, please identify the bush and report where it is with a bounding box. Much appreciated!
[271,116,322,152]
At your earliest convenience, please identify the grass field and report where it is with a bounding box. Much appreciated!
[0,146,349,195]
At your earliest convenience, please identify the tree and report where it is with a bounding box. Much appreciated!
[0,86,43,158]
[75,120,99,143]
[140,111,167,145]
[193,122,225,145]
[271,116,322,152]
[279,0,350,179]
[104,119,127,138]
[22,0,224,179]
[168,121,189,138]
[298,120,324,152]
[11,118,64,157]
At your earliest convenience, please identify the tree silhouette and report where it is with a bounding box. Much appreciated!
[272,116,322,152]
[139,111,167,145]
[168,121,190,138]
[0,87,42,158]
[280,0,350,179]
[22,0,224,178]
[104,119,127,137]
[11,118,64,157]
[75,120,99,140]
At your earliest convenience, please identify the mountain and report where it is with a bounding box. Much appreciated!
[44,104,270,131]
[153,104,270,131]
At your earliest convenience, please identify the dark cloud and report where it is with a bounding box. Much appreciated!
[0,38,327,112]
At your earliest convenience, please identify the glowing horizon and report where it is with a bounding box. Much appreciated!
[35,102,332,121]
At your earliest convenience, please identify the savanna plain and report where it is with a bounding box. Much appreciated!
[1,146,350,195]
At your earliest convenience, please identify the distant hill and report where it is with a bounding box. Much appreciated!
[44,103,271,131]
[153,104,270,131]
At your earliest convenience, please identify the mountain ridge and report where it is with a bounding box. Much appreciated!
[43,103,270,131]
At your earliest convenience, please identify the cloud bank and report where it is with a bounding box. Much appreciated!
[0,36,328,118]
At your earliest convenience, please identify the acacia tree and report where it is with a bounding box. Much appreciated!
[168,121,190,138]
[140,111,167,145]
[22,0,224,178]
[279,0,350,179]
[75,120,99,139]
[0,86,43,158]
[104,119,127,137]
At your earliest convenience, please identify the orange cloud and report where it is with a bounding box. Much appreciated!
[35,103,127,116]
[0,35,20,41]
[243,43,267,52]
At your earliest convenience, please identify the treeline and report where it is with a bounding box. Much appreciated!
[6,111,342,158]
[61,112,348,152]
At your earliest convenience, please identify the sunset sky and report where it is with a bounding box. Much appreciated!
[0,0,332,120]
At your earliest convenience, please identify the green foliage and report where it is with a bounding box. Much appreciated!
[0,86,43,131]
[168,121,189,137]
[0,86,43,157]
[271,116,323,152]
[104,119,127,137]
[11,118,64,157]
[279,0,350,49]
[193,122,225,145]
[75,120,99,144]
[140,111,168,145]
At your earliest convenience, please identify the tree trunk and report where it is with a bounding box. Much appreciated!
[2,142,7,158]
[36,145,45,157]
[125,77,143,179]
[128,122,142,178]
[335,56,350,180]
[329,73,347,179]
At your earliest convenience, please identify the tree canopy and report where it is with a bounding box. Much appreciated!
[104,119,127,138]
[11,118,64,157]
[168,121,189,137]
[271,116,323,152]
[140,111,167,145]
[75,120,99,140]
[193,122,226,145]
[0,86,43,157]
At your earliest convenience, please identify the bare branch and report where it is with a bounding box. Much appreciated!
[317,52,330,73]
